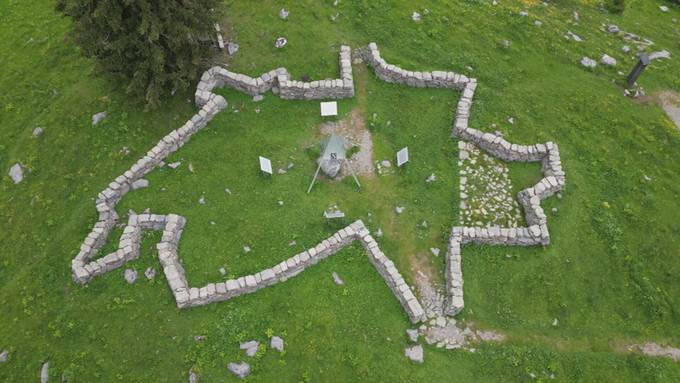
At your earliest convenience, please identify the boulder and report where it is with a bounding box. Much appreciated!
[124,269,137,284]
[270,336,284,352]
[580,57,597,68]
[601,54,617,66]
[239,340,259,357]
[332,271,344,285]
[8,163,24,184]
[41,362,49,383]
[227,362,250,379]
[405,345,424,363]
[92,111,107,126]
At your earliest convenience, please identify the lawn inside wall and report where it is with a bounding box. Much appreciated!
[1,0,680,381]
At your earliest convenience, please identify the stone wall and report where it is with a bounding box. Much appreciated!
[362,42,566,317]
[195,45,354,106]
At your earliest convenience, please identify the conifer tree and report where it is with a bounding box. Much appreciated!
[56,0,220,106]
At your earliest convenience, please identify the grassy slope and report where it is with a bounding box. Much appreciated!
[1,0,680,381]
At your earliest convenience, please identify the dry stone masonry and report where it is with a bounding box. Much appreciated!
[71,42,564,324]
[69,46,426,324]
[361,43,566,317]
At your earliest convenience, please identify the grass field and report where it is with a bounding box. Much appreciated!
[2,0,680,381]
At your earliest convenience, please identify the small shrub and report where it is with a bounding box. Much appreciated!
[606,0,626,14]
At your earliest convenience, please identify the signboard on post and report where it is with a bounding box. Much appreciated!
[396,147,409,167]
[259,156,273,175]
[320,101,338,117]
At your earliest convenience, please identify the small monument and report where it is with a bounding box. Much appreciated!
[307,134,361,193]
[320,101,338,117]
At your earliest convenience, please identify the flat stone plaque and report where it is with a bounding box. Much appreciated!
[259,156,273,174]
[324,210,345,219]
[320,101,338,117]
[396,147,409,167]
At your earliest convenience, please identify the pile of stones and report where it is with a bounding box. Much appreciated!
[458,141,522,227]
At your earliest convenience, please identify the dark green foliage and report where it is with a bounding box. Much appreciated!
[56,0,219,106]
[606,0,626,14]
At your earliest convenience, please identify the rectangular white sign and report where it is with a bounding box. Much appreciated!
[320,101,338,117]
[396,147,409,167]
[259,156,273,174]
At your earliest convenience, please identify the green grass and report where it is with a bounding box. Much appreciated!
[2,0,680,381]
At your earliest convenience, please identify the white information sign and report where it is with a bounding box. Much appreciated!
[320,101,338,117]
[396,147,409,167]
[259,156,273,174]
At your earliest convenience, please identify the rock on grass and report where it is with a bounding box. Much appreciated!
[228,362,250,378]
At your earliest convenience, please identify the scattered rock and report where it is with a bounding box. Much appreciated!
[395,206,405,214]
[243,246,251,253]
[507,117,515,124]
[426,173,436,183]
[649,50,671,61]
[534,20,543,27]
[405,345,424,363]
[277,200,284,206]
[131,178,149,190]
[188,163,194,173]
[32,127,44,137]
[0,350,8,363]
[430,248,440,257]
[198,194,205,205]
[608,24,620,33]
[551,207,558,214]
[519,10,528,17]
[227,42,239,55]
[566,31,582,42]
[411,11,422,22]
[622,45,631,53]
[601,54,617,66]
[636,342,680,361]
[194,335,205,341]
[41,362,49,383]
[240,340,259,357]
[168,162,181,169]
[288,240,296,247]
[188,369,198,383]
[120,146,130,156]
[253,94,264,102]
[581,57,597,68]
[476,330,506,342]
[219,267,226,276]
[381,160,392,168]
[270,336,284,352]
[227,362,251,379]
[124,269,137,284]
[332,271,344,285]
[225,188,232,195]
[8,163,24,184]
[277,168,287,174]
[144,267,156,280]
[552,318,559,327]
[376,228,383,237]
[92,111,107,126]
[279,8,289,20]
[406,329,419,343]
[274,37,287,48]
[660,5,669,12]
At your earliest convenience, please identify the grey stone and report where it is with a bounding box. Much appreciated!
[622,45,631,53]
[92,111,107,126]
[219,267,226,275]
[426,173,436,183]
[188,369,198,383]
[395,206,405,214]
[279,8,289,20]
[430,248,440,257]
[601,54,617,66]
[168,162,181,169]
[227,42,239,56]
[274,37,287,48]
[332,271,344,285]
[411,11,422,22]
[8,163,24,184]
[240,340,259,357]
[0,350,8,363]
[243,246,251,253]
[131,178,149,190]
[252,94,264,102]
[406,329,419,342]
[124,268,137,284]
[227,362,251,379]
[41,362,49,383]
[270,336,284,352]
[660,5,669,12]
[580,57,597,68]
[144,267,156,280]
[32,127,44,137]
[198,194,205,205]
[188,163,194,173]
[405,345,424,363]
[567,31,582,42]
[608,24,620,33]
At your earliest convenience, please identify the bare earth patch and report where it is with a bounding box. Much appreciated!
[319,108,375,179]
[658,91,680,131]
[628,342,680,362]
